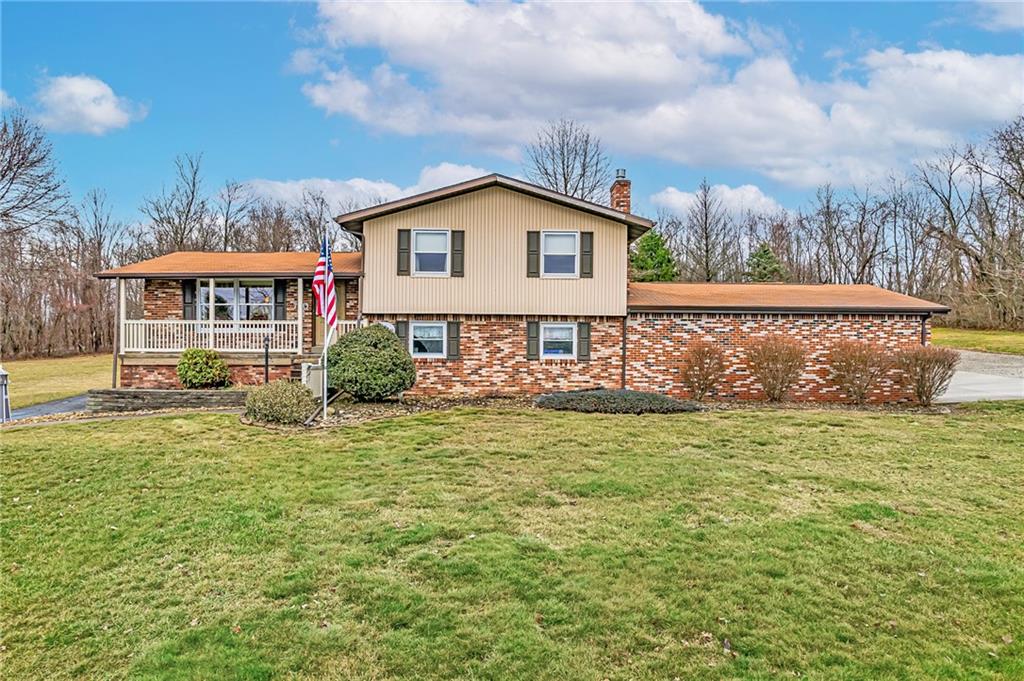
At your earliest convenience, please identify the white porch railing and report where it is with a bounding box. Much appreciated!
[122,320,302,353]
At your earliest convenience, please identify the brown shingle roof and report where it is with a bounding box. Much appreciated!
[335,173,654,241]
[96,251,362,279]
[627,282,950,313]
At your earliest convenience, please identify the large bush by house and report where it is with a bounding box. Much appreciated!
[897,346,959,406]
[745,336,807,402]
[830,340,894,404]
[679,340,726,401]
[176,348,230,389]
[327,324,416,401]
[245,380,316,425]
[536,389,700,414]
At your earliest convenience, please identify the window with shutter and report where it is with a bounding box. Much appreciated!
[580,232,594,278]
[526,231,540,278]
[451,231,465,277]
[446,321,461,359]
[577,321,591,360]
[526,321,539,359]
[397,230,411,276]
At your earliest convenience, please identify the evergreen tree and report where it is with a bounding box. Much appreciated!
[745,243,786,282]
[630,230,679,281]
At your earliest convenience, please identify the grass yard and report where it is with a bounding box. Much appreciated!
[3,405,1023,679]
[3,353,111,409]
[932,327,1024,355]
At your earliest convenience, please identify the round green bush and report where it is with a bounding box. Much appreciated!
[245,380,316,425]
[176,348,230,389]
[326,324,416,401]
[535,389,700,414]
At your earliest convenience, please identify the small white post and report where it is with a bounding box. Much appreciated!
[296,277,303,353]
[207,278,215,349]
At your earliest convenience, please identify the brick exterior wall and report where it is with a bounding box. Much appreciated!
[142,279,184,320]
[120,363,291,389]
[625,312,926,403]
[366,315,622,396]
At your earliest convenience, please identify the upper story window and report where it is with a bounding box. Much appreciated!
[541,231,578,277]
[413,229,450,276]
[200,280,274,320]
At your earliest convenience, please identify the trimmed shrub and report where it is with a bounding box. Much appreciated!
[897,345,959,406]
[745,335,807,402]
[830,340,894,405]
[679,340,726,401]
[176,348,230,389]
[326,324,416,401]
[535,389,700,414]
[245,380,316,425]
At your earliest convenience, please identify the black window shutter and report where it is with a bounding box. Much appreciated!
[526,321,539,359]
[580,232,594,278]
[397,230,411,276]
[526,231,540,278]
[451,230,465,277]
[394,321,409,350]
[577,321,591,361]
[182,280,197,320]
[273,280,287,320]
[447,321,461,359]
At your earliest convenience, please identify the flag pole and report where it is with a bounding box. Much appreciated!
[321,233,329,421]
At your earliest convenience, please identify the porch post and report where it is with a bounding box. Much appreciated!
[208,277,215,349]
[112,277,124,387]
[296,277,303,353]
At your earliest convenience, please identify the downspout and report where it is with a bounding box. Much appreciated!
[620,315,628,389]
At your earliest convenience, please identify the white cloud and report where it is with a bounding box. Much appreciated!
[973,1,1024,31]
[34,75,147,135]
[244,162,490,210]
[651,183,784,219]
[294,1,1023,188]
[0,89,15,109]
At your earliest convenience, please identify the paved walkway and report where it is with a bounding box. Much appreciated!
[938,350,1024,404]
[9,393,88,421]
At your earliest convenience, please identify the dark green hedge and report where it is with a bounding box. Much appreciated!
[326,324,416,401]
[176,348,230,389]
[535,389,700,414]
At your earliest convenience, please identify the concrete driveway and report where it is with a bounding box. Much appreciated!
[938,350,1024,403]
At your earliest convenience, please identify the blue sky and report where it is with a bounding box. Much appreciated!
[3,1,1022,223]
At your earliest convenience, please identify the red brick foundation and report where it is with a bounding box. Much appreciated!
[625,312,925,403]
[366,315,622,396]
[120,362,291,388]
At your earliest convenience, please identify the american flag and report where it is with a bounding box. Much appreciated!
[312,235,337,330]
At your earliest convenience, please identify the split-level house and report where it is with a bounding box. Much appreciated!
[98,172,949,402]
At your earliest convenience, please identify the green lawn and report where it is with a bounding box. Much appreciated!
[3,354,111,409]
[3,406,1023,679]
[932,327,1024,355]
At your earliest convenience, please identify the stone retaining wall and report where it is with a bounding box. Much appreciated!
[87,388,248,413]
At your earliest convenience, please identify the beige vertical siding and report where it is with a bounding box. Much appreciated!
[362,187,628,315]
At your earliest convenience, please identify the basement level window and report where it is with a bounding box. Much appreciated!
[410,322,446,357]
[540,323,576,358]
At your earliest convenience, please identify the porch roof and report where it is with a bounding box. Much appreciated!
[627,282,950,314]
[97,251,362,279]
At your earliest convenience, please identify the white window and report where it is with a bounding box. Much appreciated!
[199,279,274,321]
[410,322,446,357]
[541,231,578,277]
[540,323,576,358]
[412,229,450,276]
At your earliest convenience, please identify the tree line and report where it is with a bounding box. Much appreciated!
[2,111,1022,359]
[0,109,373,358]
[625,118,1023,330]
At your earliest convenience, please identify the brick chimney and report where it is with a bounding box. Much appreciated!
[610,168,631,213]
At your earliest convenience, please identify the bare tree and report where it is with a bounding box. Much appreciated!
[139,153,215,253]
[0,109,70,234]
[215,179,253,251]
[524,117,612,203]
[244,199,296,251]
[677,179,738,282]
